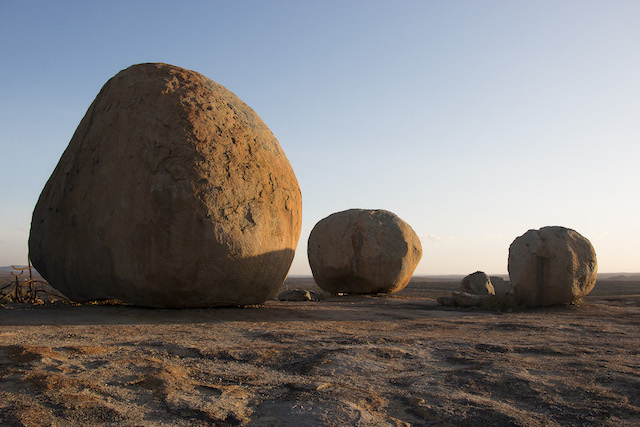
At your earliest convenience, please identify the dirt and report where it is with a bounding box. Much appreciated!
[0,277,639,426]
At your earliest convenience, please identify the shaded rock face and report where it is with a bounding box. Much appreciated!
[461,271,495,295]
[29,63,302,308]
[489,276,512,297]
[307,209,422,294]
[508,226,597,307]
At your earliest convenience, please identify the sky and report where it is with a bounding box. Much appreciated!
[0,1,638,275]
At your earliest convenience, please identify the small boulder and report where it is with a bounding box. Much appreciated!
[508,226,597,307]
[29,63,302,308]
[489,276,512,297]
[461,271,495,295]
[277,289,323,301]
[307,209,422,294]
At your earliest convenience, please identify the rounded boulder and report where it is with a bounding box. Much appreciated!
[29,63,302,308]
[508,226,597,307]
[307,209,422,294]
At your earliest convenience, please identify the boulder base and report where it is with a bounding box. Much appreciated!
[29,63,302,308]
[508,226,597,307]
[307,209,422,294]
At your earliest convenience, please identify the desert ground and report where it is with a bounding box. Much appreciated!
[1,273,639,426]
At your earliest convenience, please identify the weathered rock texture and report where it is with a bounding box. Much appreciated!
[29,63,302,308]
[489,276,512,297]
[508,226,597,307]
[461,271,495,295]
[307,209,422,294]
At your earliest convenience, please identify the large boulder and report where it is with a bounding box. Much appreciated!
[29,63,302,308]
[460,271,495,295]
[508,226,597,307]
[307,209,422,294]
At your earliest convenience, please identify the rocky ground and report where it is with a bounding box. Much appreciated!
[0,276,639,426]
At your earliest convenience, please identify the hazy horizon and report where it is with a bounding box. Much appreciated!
[1,1,638,275]
[3,264,638,278]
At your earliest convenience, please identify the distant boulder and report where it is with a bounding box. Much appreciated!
[307,209,422,294]
[508,226,597,307]
[29,63,302,308]
[461,271,495,295]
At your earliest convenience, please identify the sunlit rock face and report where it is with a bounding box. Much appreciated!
[29,63,302,308]
[307,209,422,294]
[508,226,597,307]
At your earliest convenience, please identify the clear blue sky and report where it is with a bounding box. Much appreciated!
[1,1,638,275]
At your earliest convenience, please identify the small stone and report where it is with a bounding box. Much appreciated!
[461,271,495,295]
[489,276,512,297]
